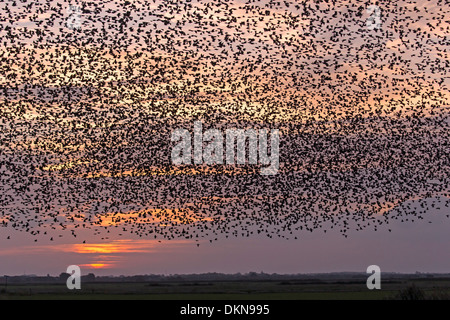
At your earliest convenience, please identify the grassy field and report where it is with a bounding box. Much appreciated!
[1,278,449,300]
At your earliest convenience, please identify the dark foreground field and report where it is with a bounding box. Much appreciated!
[1,278,450,300]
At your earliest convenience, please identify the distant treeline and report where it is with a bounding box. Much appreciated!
[1,272,448,284]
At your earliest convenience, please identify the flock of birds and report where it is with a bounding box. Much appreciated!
[0,0,449,243]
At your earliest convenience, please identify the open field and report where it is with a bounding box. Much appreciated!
[1,278,449,300]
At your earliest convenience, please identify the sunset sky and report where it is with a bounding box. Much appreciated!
[1,202,450,275]
[0,0,449,276]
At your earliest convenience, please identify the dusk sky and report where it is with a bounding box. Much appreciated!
[1,202,450,276]
[0,0,449,276]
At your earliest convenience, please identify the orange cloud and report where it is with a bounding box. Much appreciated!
[60,239,190,254]
[79,263,114,269]
[68,241,154,254]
